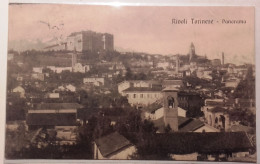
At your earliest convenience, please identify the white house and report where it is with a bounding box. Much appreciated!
[94,132,136,159]
[12,86,25,98]
[157,62,171,70]
[73,63,91,73]
[66,84,76,92]
[118,80,159,95]
[33,67,43,73]
[46,93,60,99]
[83,77,105,86]
[122,87,162,107]
[31,73,45,81]
[55,67,72,74]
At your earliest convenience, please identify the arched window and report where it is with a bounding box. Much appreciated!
[167,97,174,108]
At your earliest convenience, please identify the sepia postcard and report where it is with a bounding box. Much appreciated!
[4,3,256,163]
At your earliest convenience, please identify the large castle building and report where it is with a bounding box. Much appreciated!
[66,31,114,52]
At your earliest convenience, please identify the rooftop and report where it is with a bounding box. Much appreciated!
[26,113,77,126]
[153,116,205,133]
[34,103,83,110]
[148,132,253,154]
[123,86,162,92]
[95,132,133,157]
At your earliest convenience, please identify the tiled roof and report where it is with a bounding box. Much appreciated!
[95,132,133,157]
[162,80,183,86]
[148,132,253,154]
[153,116,204,133]
[34,103,83,110]
[178,118,205,132]
[123,86,162,92]
[26,113,77,126]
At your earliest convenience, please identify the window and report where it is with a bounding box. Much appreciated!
[147,94,150,98]
[133,94,136,98]
[167,97,175,108]
[140,94,143,98]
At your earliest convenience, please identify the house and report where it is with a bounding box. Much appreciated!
[157,62,171,70]
[46,93,60,99]
[33,67,43,73]
[162,80,184,89]
[83,77,105,86]
[31,73,45,81]
[73,63,91,73]
[178,91,204,118]
[202,106,230,131]
[118,80,160,95]
[94,132,136,159]
[26,103,83,130]
[122,86,162,107]
[55,84,76,92]
[55,67,72,73]
[8,53,14,61]
[66,84,76,92]
[224,79,240,88]
[12,86,25,98]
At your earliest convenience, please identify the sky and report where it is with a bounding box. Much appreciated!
[8,4,255,64]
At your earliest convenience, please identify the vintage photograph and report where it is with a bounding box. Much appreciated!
[5,4,256,162]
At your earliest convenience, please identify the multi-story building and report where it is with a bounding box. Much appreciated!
[67,31,114,52]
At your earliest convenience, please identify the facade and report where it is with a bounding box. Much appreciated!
[118,80,159,95]
[26,103,83,130]
[224,79,240,88]
[83,77,105,86]
[94,132,136,159]
[67,31,114,52]
[44,43,67,51]
[202,106,230,131]
[211,59,221,67]
[162,80,183,89]
[178,91,204,118]
[73,63,90,73]
[122,87,162,107]
[46,93,60,99]
[31,73,45,81]
[47,66,73,74]
[12,86,25,98]
[33,67,43,73]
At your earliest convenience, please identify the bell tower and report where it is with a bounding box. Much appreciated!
[189,42,195,62]
[163,87,179,132]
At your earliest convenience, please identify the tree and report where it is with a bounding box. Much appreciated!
[125,67,133,80]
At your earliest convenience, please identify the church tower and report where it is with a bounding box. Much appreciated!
[189,42,195,62]
[163,87,179,132]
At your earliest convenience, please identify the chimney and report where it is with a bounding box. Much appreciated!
[222,52,224,65]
